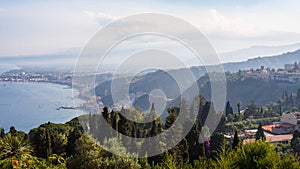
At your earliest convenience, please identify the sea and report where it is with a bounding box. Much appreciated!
[0,81,88,133]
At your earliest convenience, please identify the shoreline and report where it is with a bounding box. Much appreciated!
[0,80,72,87]
[0,81,89,133]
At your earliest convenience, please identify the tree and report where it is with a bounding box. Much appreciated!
[118,110,132,137]
[66,134,104,169]
[237,101,242,114]
[289,93,294,105]
[232,129,241,150]
[291,130,300,155]
[111,110,120,135]
[0,128,4,138]
[225,101,234,116]
[8,126,17,136]
[0,133,51,169]
[66,128,82,156]
[29,122,71,158]
[165,108,177,129]
[285,90,288,100]
[255,124,266,141]
[150,102,155,113]
[259,107,264,117]
[278,98,283,116]
[243,100,258,119]
[184,123,203,161]
[210,133,225,158]
[214,140,300,169]
[0,133,32,160]
[294,62,299,70]
[102,107,110,122]
[297,89,300,104]
[161,151,177,169]
[139,157,151,169]
[231,140,281,169]
[200,102,214,127]
[67,135,140,169]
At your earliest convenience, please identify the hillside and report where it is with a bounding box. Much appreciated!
[220,43,300,63]
[196,77,299,110]
[95,49,300,111]
[95,73,300,112]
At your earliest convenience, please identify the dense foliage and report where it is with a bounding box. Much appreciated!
[1,90,300,168]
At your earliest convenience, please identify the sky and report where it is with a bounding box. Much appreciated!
[1,0,300,56]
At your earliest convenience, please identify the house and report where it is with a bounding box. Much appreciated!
[263,112,300,134]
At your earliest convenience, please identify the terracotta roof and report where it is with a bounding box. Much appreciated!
[262,124,295,133]
[262,124,278,132]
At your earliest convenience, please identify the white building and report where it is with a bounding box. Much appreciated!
[271,112,300,134]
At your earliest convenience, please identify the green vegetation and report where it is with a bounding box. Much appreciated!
[2,88,300,168]
[255,124,266,141]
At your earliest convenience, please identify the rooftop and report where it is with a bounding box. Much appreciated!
[243,134,293,144]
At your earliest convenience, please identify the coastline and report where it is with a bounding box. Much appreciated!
[0,81,88,133]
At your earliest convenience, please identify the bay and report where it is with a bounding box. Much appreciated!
[0,82,87,133]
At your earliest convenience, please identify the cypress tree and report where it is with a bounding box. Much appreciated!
[278,98,283,116]
[150,102,155,112]
[232,129,241,150]
[256,124,266,141]
[297,89,300,103]
[66,128,82,156]
[291,130,300,153]
[225,101,234,116]
[237,101,242,114]
[150,120,158,137]
[46,129,52,157]
[102,107,110,122]
[0,128,4,138]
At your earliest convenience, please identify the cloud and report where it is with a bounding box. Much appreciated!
[0,8,6,13]
[202,9,258,36]
[83,11,118,25]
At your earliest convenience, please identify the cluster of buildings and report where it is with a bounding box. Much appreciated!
[242,111,300,144]
[242,62,300,83]
[0,70,73,86]
[264,111,300,135]
[230,111,300,144]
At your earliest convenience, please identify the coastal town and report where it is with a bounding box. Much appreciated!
[0,70,73,86]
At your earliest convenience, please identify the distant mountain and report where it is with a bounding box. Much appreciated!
[0,48,80,72]
[2,42,300,72]
[221,49,300,72]
[219,43,300,63]
[0,48,79,64]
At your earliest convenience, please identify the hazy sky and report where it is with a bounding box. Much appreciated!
[1,0,300,56]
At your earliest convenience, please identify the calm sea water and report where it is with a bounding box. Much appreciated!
[0,82,87,133]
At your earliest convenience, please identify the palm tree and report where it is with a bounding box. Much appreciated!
[0,133,32,160]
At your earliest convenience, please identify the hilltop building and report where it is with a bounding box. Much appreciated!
[241,62,300,83]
